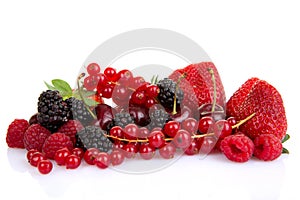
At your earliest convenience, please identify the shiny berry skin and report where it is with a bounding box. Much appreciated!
[130,90,147,105]
[30,152,45,167]
[138,127,150,138]
[112,85,131,105]
[26,149,39,161]
[109,126,124,140]
[37,159,53,175]
[181,118,198,134]
[159,143,176,159]
[184,140,200,155]
[214,120,232,139]
[131,76,146,89]
[72,148,84,159]
[139,143,155,160]
[145,98,156,108]
[54,148,71,166]
[95,152,110,169]
[199,136,217,155]
[104,67,117,80]
[84,148,100,165]
[124,124,139,139]
[101,84,114,98]
[116,69,133,84]
[173,129,192,149]
[148,130,165,148]
[96,74,109,91]
[146,85,160,98]
[87,63,100,75]
[65,155,81,169]
[163,121,180,137]
[113,141,125,150]
[122,143,138,158]
[198,116,214,133]
[84,75,100,91]
[227,117,237,127]
[110,150,125,166]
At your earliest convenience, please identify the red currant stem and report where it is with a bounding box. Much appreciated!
[232,112,256,129]
[77,73,97,120]
[110,81,136,91]
[172,73,187,115]
[207,68,216,113]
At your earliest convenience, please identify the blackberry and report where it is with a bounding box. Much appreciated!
[75,126,113,152]
[66,97,95,126]
[113,112,134,128]
[157,78,184,112]
[147,109,170,130]
[37,90,70,132]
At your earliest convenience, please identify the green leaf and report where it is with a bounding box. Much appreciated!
[51,79,73,98]
[44,81,56,90]
[282,134,290,143]
[282,147,289,154]
[83,98,98,107]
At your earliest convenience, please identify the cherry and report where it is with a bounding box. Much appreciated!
[148,130,165,148]
[173,129,192,149]
[124,124,139,139]
[145,85,160,98]
[30,152,45,167]
[95,104,116,130]
[83,148,100,165]
[159,143,176,159]
[86,63,100,75]
[110,150,125,166]
[95,152,110,169]
[145,98,156,108]
[26,149,39,161]
[214,120,232,139]
[129,106,150,127]
[37,159,53,175]
[163,121,180,137]
[65,155,81,169]
[198,116,214,133]
[181,118,198,134]
[139,143,155,160]
[54,147,71,166]
[71,148,84,159]
[104,67,117,80]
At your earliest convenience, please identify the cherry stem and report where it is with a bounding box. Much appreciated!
[232,112,256,129]
[207,68,217,113]
[77,73,97,120]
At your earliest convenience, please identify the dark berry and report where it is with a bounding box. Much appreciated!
[113,112,134,128]
[147,109,170,130]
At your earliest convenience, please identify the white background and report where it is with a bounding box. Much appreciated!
[0,0,299,200]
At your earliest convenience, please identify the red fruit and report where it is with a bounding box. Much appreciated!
[84,148,100,165]
[30,152,45,167]
[26,149,39,161]
[139,143,155,160]
[253,134,283,161]
[220,134,254,162]
[110,150,125,166]
[57,120,84,145]
[159,143,176,159]
[37,159,53,174]
[148,130,165,148]
[104,67,117,80]
[95,152,110,169]
[54,147,71,166]
[42,133,73,159]
[169,62,226,111]
[122,143,138,158]
[184,140,200,155]
[71,148,84,159]
[163,121,180,137]
[213,120,232,139]
[6,119,29,148]
[173,129,192,149]
[86,63,100,75]
[227,79,287,140]
[23,124,51,151]
[181,118,198,134]
[65,155,81,169]
[84,75,100,91]
[198,116,214,134]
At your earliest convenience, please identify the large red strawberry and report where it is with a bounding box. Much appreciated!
[227,78,287,140]
[169,62,226,113]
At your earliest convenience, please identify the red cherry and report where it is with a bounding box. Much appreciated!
[110,150,125,166]
[163,121,180,137]
[159,143,176,159]
[84,148,100,165]
[139,143,155,160]
[95,153,110,169]
[65,155,81,169]
[37,159,53,175]
[173,129,192,149]
[86,63,100,75]
[198,116,214,133]
[54,147,71,166]
[145,98,156,108]
[148,130,165,148]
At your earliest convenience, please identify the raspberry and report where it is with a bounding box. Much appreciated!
[6,119,29,148]
[57,120,84,144]
[23,124,51,151]
[253,134,282,161]
[220,134,254,162]
[42,133,73,159]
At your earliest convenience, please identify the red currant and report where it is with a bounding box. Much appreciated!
[163,121,180,137]
[138,127,150,138]
[124,124,139,139]
[113,141,125,150]
[130,76,146,89]
[198,116,214,133]
[184,140,200,155]
[145,85,160,98]
[95,152,110,169]
[199,136,217,155]
[214,120,232,139]
[110,126,124,139]
[116,69,133,84]
[139,143,155,160]
[30,152,45,167]
[104,67,116,80]
[84,75,100,91]
[112,85,131,105]
[26,149,39,162]
[71,148,84,159]
[181,118,198,134]
[227,117,237,127]
[101,84,114,98]
[130,90,146,105]
[110,150,125,166]
[96,73,108,91]
[37,159,53,175]
[173,129,192,149]
[122,143,138,159]
[148,130,165,148]
[65,155,81,169]
[54,147,71,166]
[84,148,100,165]
[86,63,100,75]
[159,143,176,159]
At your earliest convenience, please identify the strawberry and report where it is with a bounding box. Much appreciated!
[227,78,287,140]
[169,62,226,113]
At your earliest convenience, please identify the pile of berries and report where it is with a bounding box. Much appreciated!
[6,62,289,175]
